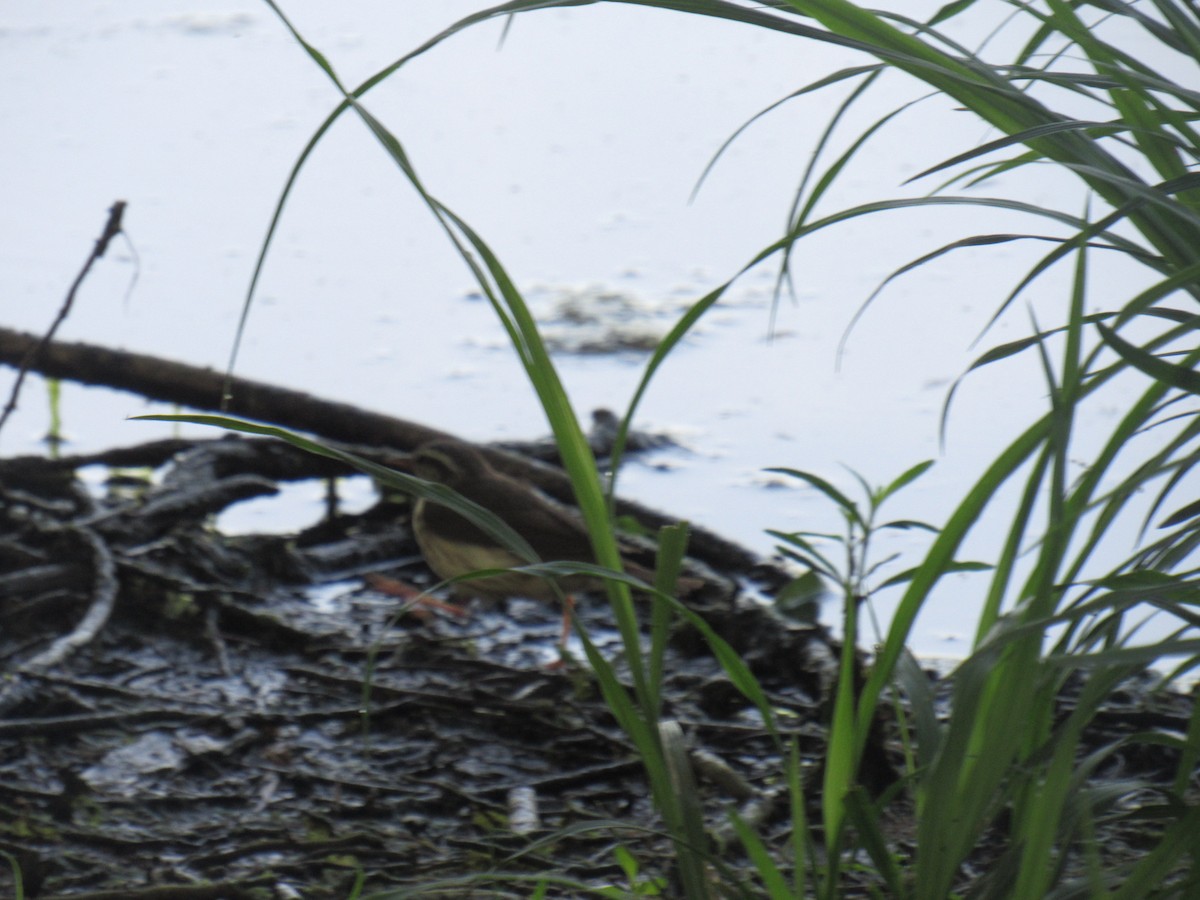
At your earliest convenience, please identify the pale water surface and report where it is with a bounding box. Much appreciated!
[1,2,1178,657]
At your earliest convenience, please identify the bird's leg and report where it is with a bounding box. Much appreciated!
[363,573,469,620]
[559,593,576,648]
[541,594,578,671]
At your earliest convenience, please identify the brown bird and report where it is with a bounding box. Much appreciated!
[409,440,649,595]
[405,440,691,641]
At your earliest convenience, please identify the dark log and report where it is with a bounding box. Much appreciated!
[0,327,764,572]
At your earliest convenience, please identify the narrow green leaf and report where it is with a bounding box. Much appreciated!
[1099,322,1200,394]
[843,787,905,896]
[728,811,793,900]
[876,519,939,533]
[876,559,991,590]
[766,468,864,527]
[878,459,935,501]
[136,414,538,561]
[1160,498,1200,530]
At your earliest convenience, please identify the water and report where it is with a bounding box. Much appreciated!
[1,2,1182,659]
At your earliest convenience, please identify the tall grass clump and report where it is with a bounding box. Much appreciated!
[685,1,1200,896]
[156,0,1200,895]
[723,2,1200,896]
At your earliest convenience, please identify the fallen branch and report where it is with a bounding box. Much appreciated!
[0,327,765,571]
[0,325,453,452]
[18,526,117,672]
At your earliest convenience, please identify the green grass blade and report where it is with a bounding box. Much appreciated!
[135,414,538,560]
[727,810,794,900]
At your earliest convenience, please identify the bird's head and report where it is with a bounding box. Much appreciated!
[410,441,491,489]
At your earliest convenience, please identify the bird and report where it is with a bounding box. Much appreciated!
[403,440,694,641]
[408,440,651,598]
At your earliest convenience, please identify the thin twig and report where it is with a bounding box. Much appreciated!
[19,525,118,672]
[0,200,127,436]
